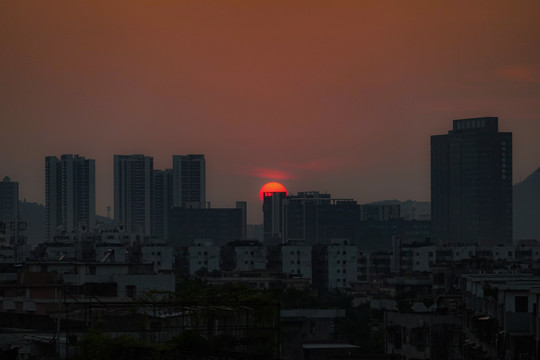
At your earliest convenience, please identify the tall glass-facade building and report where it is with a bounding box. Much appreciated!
[431,117,512,246]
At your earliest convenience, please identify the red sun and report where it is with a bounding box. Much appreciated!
[259,182,287,201]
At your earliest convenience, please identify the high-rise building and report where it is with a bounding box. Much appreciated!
[283,192,360,245]
[0,176,19,226]
[172,154,205,208]
[0,176,19,243]
[46,155,95,240]
[152,168,173,241]
[236,201,247,240]
[431,117,512,246]
[263,191,286,242]
[114,154,153,236]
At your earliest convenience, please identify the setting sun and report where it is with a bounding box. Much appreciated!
[259,182,287,201]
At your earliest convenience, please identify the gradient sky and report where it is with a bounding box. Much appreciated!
[1,1,540,223]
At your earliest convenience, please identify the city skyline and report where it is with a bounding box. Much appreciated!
[1,1,540,224]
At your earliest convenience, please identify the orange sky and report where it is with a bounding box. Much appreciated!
[1,1,540,223]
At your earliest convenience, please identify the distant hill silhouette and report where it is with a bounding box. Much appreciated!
[514,167,540,241]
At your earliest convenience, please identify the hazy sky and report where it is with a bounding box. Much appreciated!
[1,1,540,223]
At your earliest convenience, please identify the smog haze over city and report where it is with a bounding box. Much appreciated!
[1,1,540,223]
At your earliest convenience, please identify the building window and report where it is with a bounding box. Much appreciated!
[515,296,528,312]
[126,285,136,299]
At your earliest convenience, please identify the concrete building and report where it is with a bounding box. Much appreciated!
[152,169,173,241]
[281,242,312,282]
[45,155,95,240]
[0,262,175,314]
[234,241,267,271]
[411,245,436,272]
[0,176,19,243]
[280,309,347,360]
[168,207,243,247]
[431,117,512,246]
[283,192,360,245]
[113,154,153,236]
[327,240,358,289]
[188,239,220,275]
[141,244,174,273]
[385,311,462,360]
[514,239,540,262]
[437,245,476,263]
[172,154,205,208]
[462,274,540,359]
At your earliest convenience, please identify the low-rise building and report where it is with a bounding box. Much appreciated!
[188,239,220,275]
[234,241,266,271]
[327,240,357,289]
[281,242,312,282]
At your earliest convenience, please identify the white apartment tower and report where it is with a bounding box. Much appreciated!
[45,155,95,240]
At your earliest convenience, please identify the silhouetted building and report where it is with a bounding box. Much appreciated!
[114,154,153,236]
[236,201,247,239]
[45,155,95,240]
[360,203,400,221]
[263,191,286,242]
[152,169,173,241]
[0,176,19,242]
[168,207,243,247]
[283,192,360,245]
[431,117,512,246]
[357,219,431,251]
[172,154,206,208]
